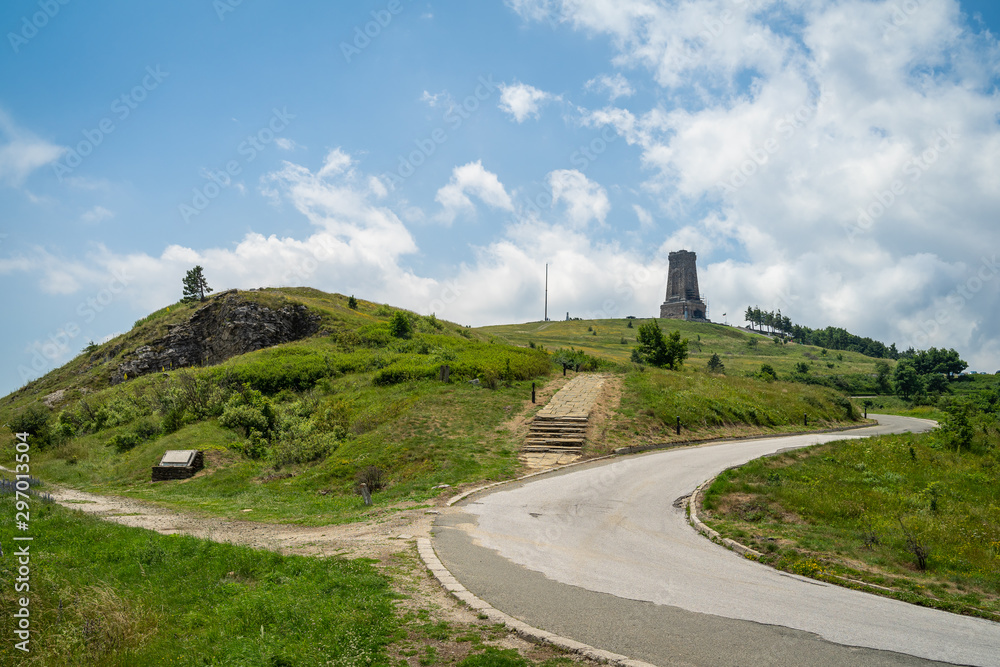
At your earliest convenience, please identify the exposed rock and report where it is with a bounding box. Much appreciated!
[111,291,320,384]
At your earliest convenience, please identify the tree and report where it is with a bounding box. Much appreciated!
[893,358,923,400]
[707,353,725,374]
[182,266,213,302]
[347,295,358,310]
[634,320,688,370]
[759,364,778,381]
[940,400,974,452]
[389,311,413,338]
[874,361,892,394]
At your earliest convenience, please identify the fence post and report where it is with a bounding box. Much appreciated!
[531,382,536,403]
[676,416,681,436]
[804,413,808,427]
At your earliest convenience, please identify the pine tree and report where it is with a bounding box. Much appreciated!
[182,266,213,302]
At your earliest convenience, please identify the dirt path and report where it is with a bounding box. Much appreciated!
[46,483,437,560]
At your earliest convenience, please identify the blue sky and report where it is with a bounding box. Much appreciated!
[2,0,1000,396]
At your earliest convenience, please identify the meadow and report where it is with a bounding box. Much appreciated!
[702,430,1000,619]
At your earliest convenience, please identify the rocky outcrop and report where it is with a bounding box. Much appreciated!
[111,291,320,384]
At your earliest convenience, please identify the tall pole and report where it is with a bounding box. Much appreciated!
[544,263,548,322]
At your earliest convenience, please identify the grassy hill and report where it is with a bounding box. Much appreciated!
[0,290,922,666]
[479,317,889,385]
[0,289,880,525]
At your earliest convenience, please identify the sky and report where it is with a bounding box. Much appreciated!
[1,0,999,397]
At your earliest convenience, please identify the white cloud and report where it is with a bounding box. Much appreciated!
[515,0,1000,368]
[498,81,559,122]
[274,138,300,151]
[0,110,66,187]
[420,90,451,108]
[435,161,514,224]
[547,169,610,228]
[585,73,634,100]
[80,206,114,223]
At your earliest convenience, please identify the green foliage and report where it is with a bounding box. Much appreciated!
[181,265,213,302]
[940,401,974,452]
[634,320,688,370]
[458,647,530,667]
[347,294,358,309]
[705,428,1000,617]
[875,360,892,394]
[893,358,924,399]
[0,504,398,666]
[219,385,277,458]
[106,416,162,453]
[794,361,810,374]
[8,403,54,449]
[707,353,725,374]
[759,364,778,381]
[389,311,414,339]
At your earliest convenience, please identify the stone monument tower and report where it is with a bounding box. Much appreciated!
[659,250,708,321]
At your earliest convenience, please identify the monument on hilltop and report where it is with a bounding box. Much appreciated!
[659,250,709,321]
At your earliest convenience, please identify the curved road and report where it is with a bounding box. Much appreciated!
[433,416,1000,666]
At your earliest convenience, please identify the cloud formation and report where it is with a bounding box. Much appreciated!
[498,81,559,122]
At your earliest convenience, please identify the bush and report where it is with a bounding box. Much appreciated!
[219,386,276,456]
[389,311,413,339]
[707,353,725,374]
[8,404,54,449]
[347,295,358,309]
[355,465,385,493]
[634,320,688,370]
[759,364,778,381]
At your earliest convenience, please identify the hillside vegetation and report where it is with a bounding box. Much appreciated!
[479,318,891,392]
[2,288,554,523]
[2,290,876,523]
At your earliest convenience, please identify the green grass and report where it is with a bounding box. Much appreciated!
[702,431,1000,619]
[32,377,544,525]
[0,502,400,666]
[479,318,890,387]
[601,367,865,451]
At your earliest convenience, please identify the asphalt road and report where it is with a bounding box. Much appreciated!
[433,415,1000,666]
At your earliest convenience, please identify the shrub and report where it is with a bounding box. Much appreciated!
[219,385,277,451]
[707,353,725,374]
[355,465,385,493]
[8,404,53,449]
[634,320,688,370]
[389,312,413,339]
[759,364,778,381]
[347,295,358,309]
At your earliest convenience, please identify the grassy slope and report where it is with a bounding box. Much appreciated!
[5,288,552,524]
[479,317,887,380]
[702,432,1000,620]
[0,502,399,666]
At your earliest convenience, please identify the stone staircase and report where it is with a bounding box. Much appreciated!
[522,375,606,455]
[522,415,589,453]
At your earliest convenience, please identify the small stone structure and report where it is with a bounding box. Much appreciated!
[660,250,709,321]
[152,450,204,482]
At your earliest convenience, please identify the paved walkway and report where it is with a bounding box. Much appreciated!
[536,374,606,419]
